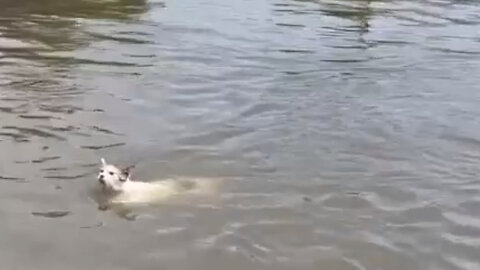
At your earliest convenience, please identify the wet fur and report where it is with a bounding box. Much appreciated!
[96,158,219,212]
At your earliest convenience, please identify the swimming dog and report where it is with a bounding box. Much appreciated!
[97,158,218,206]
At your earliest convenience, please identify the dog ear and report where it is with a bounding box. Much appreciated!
[120,165,134,182]
[101,158,107,166]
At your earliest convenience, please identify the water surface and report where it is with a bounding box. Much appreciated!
[1,0,480,269]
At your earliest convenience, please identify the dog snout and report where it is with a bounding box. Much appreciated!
[98,175,105,184]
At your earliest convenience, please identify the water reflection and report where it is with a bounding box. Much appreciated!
[307,0,373,33]
[0,0,149,56]
[0,0,151,96]
[0,0,152,168]
[1,0,148,20]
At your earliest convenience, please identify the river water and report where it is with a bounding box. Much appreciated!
[1,0,480,269]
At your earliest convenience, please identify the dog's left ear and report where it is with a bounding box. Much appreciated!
[120,165,134,182]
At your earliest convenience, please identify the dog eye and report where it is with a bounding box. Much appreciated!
[100,170,104,173]
[109,172,114,176]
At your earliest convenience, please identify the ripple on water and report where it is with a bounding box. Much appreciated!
[322,193,373,210]
[389,204,446,225]
[2,126,65,141]
[80,142,126,150]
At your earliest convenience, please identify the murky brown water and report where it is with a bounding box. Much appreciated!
[1,0,480,269]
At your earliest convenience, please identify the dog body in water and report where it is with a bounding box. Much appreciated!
[97,158,218,206]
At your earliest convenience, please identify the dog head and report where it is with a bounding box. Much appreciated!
[98,158,133,192]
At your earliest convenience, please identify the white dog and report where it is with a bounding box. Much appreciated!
[97,158,218,206]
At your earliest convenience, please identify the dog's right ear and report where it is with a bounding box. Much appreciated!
[101,158,107,166]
